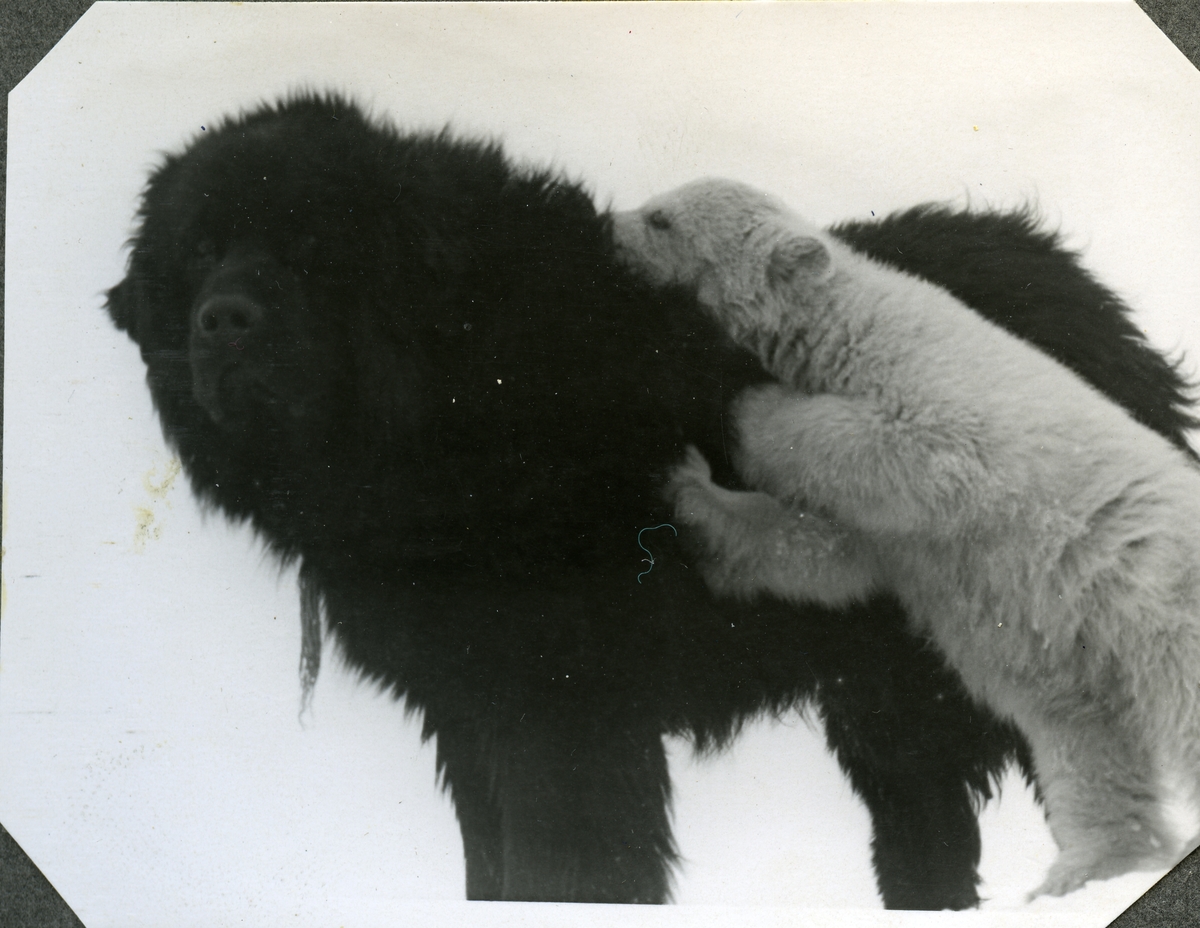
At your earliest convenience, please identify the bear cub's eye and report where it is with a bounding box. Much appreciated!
[646,210,672,231]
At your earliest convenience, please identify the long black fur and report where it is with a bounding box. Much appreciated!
[105,94,1196,908]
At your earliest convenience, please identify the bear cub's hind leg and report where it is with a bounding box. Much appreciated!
[1021,704,1180,900]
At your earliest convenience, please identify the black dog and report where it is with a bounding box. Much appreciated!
[105,94,1194,908]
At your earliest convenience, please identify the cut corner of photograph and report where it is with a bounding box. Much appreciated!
[2,3,1199,928]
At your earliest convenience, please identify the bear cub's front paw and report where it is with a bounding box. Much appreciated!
[666,446,721,526]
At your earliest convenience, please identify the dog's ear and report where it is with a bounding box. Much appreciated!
[105,278,139,338]
[767,234,831,290]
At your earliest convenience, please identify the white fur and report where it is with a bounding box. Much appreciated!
[613,179,1200,900]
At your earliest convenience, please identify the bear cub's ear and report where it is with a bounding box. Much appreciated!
[766,235,832,290]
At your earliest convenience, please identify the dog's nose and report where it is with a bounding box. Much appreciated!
[194,294,263,344]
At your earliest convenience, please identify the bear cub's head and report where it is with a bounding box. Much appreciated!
[610,178,835,323]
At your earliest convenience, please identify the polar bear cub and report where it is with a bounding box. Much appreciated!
[611,179,1200,899]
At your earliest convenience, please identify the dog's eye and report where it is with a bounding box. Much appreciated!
[646,210,672,231]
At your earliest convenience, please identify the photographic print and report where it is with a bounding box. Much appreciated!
[3,3,1199,926]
